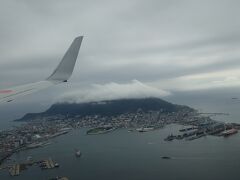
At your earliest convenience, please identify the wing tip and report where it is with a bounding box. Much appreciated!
[75,36,84,42]
[46,36,83,82]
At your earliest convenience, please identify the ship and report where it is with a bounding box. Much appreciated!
[136,127,154,132]
[164,134,176,141]
[128,129,134,132]
[75,149,81,157]
[49,176,69,180]
[161,156,171,159]
[179,127,196,132]
[222,128,238,137]
[27,156,33,162]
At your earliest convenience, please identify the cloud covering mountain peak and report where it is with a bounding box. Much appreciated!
[58,80,170,103]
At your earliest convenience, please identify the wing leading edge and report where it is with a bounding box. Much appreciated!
[0,36,83,103]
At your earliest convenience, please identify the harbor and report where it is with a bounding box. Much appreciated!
[0,157,61,177]
[164,123,239,141]
[0,127,240,180]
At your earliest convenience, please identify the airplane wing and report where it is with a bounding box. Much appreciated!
[0,36,83,103]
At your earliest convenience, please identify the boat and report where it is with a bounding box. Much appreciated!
[49,176,69,180]
[161,156,171,159]
[179,127,195,132]
[164,134,176,141]
[128,129,134,132]
[136,127,154,132]
[75,150,81,157]
[222,129,238,137]
[27,156,33,161]
[176,135,184,140]
[136,128,146,132]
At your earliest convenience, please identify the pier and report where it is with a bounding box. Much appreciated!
[198,112,229,116]
[9,164,20,176]
[0,157,59,177]
[49,177,69,180]
[40,158,56,169]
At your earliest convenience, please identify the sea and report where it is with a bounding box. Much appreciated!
[1,90,240,180]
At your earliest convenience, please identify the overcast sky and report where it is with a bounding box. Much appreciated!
[0,0,240,106]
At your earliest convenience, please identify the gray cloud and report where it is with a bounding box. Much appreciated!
[0,0,240,104]
[57,80,171,103]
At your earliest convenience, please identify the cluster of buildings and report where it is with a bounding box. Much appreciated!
[66,108,197,128]
[0,121,72,164]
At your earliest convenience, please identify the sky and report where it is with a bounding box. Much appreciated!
[0,0,240,116]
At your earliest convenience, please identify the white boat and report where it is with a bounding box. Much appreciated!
[27,156,33,161]
[75,150,81,157]
[136,127,154,132]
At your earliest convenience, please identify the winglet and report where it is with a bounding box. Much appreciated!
[47,36,83,82]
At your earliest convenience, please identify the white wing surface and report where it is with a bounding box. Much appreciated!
[0,36,83,103]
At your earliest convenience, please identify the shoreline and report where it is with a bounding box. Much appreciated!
[0,131,70,166]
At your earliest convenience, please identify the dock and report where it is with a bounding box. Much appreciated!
[9,164,20,176]
[59,177,69,180]
[40,158,56,169]
[198,113,229,116]
[1,157,59,177]
[49,177,69,180]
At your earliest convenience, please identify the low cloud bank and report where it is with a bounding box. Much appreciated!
[58,80,171,103]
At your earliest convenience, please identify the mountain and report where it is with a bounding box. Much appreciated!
[16,98,194,121]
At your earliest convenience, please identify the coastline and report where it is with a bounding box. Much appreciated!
[0,130,70,166]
